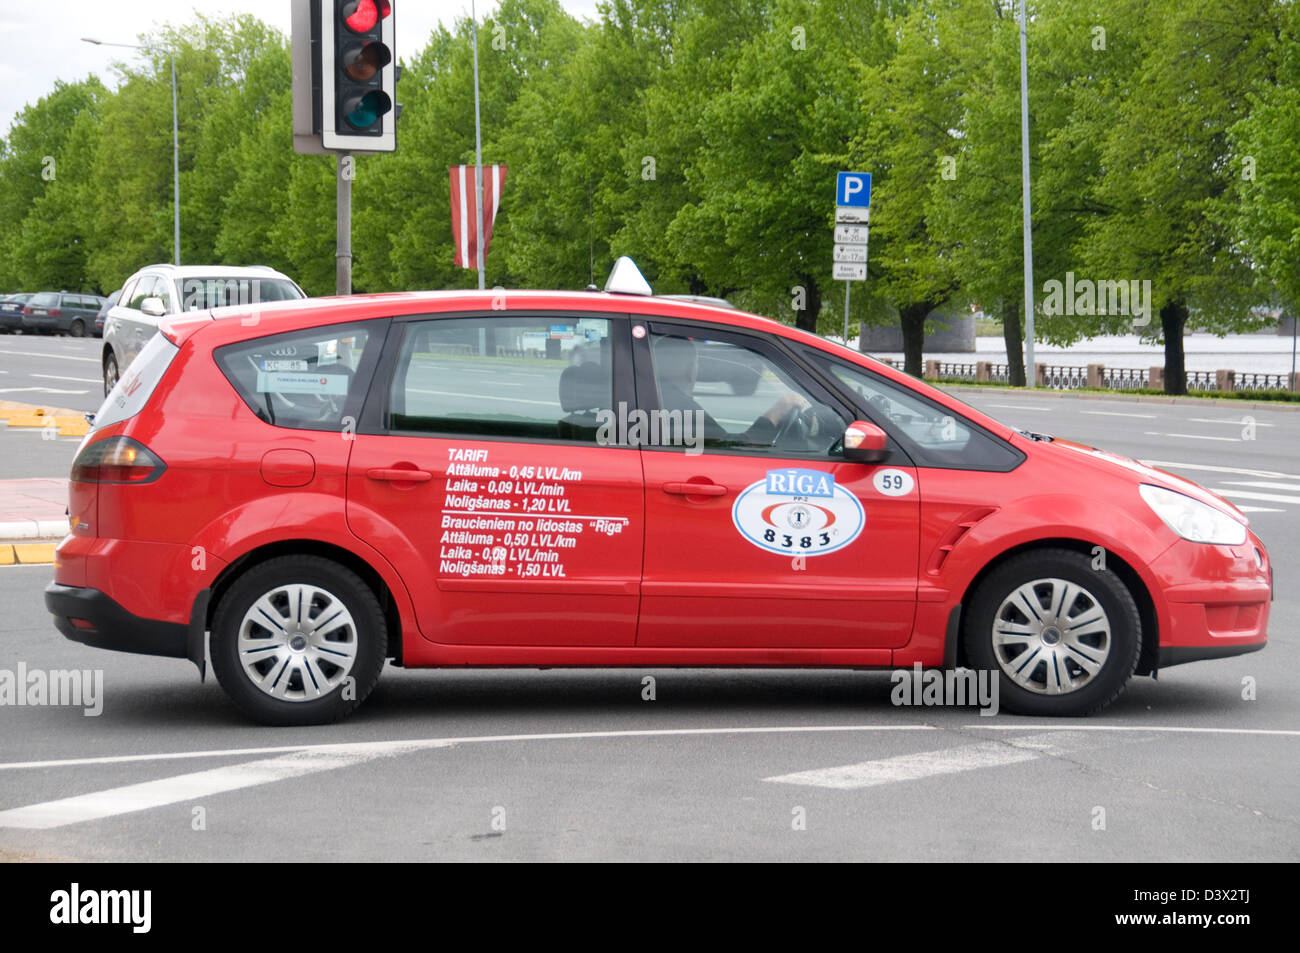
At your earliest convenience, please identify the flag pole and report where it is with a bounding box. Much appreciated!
[471,0,485,290]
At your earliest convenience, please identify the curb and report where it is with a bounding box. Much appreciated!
[0,542,57,565]
[0,518,68,538]
[0,404,90,436]
[935,384,1300,412]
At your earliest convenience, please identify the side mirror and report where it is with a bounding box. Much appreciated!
[843,420,890,463]
[140,297,167,318]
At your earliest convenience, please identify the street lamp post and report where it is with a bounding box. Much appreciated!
[82,37,181,267]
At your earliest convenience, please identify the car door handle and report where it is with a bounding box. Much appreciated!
[366,468,432,483]
[663,481,726,497]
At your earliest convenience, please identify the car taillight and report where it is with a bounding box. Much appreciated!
[71,437,166,484]
[49,308,62,316]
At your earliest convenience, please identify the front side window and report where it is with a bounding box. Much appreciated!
[812,354,1024,471]
[216,322,376,431]
[126,277,158,311]
[646,328,845,456]
[388,316,614,443]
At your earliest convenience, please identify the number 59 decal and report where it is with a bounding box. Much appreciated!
[872,468,915,497]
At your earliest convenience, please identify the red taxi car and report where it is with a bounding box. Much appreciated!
[46,260,1271,724]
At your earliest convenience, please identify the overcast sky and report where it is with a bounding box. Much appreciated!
[2,1,602,136]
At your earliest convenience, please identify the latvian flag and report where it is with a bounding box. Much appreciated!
[449,165,508,269]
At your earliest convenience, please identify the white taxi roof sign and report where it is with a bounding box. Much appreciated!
[604,256,653,296]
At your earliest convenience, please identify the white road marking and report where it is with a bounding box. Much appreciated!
[1161,432,1241,442]
[764,740,1041,789]
[964,724,1300,736]
[1186,417,1275,427]
[1234,505,1285,513]
[6,722,1294,826]
[989,404,1051,411]
[1081,410,1157,419]
[0,348,98,363]
[1141,460,1300,481]
[408,388,559,407]
[0,749,382,829]
[0,725,938,772]
[0,387,87,395]
[1215,489,1300,505]
[30,374,100,384]
[1220,480,1300,492]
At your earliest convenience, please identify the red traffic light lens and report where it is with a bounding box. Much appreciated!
[341,90,392,129]
[342,41,391,81]
[342,0,390,33]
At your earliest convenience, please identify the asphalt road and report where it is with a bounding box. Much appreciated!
[0,343,1295,861]
[0,333,103,414]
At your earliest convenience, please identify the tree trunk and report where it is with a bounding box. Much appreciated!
[1160,300,1188,395]
[794,276,821,334]
[899,302,929,377]
[1001,298,1026,386]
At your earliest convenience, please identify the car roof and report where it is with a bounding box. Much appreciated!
[162,287,1017,442]
[136,264,296,280]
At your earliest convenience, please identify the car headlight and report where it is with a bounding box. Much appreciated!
[1139,484,1246,545]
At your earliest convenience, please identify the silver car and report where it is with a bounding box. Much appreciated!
[103,264,305,394]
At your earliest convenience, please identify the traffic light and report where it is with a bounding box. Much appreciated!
[316,0,396,152]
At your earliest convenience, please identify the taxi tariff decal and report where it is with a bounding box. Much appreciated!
[731,468,865,556]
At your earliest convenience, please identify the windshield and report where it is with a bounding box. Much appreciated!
[177,276,303,312]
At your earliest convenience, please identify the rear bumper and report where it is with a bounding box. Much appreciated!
[45,582,205,673]
[1159,642,1265,668]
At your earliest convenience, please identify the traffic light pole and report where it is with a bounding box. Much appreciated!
[337,152,352,296]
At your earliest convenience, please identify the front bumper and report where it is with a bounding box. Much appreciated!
[1148,533,1271,665]
[45,582,207,675]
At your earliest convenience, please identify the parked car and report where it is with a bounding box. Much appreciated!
[94,289,121,338]
[0,293,33,333]
[47,258,1270,725]
[103,264,305,394]
[21,291,107,337]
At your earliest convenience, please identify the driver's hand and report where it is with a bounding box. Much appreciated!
[763,391,809,425]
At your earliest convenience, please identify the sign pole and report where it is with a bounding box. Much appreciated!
[833,172,871,345]
[843,281,850,345]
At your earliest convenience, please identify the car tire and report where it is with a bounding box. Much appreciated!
[103,352,119,396]
[962,548,1141,716]
[210,555,388,726]
[69,319,85,337]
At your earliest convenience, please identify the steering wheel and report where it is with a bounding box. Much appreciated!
[771,401,813,449]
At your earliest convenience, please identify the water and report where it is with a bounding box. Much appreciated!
[854,332,1300,376]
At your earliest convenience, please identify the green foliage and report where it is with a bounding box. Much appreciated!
[0,0,1294,389]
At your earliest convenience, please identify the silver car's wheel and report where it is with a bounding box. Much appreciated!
[237,583,359,702]
[991,577,1112,696]
[103,352,119,396]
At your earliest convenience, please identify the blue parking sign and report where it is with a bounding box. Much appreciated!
[836,171,872,208]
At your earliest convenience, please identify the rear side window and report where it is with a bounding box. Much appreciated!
[93,333,180,430]
[387,316,614,442]
[216,322,377,432]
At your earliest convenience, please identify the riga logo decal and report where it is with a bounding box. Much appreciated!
[732,468,865,556]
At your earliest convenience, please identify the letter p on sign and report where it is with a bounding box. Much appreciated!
[837,172,872,208]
